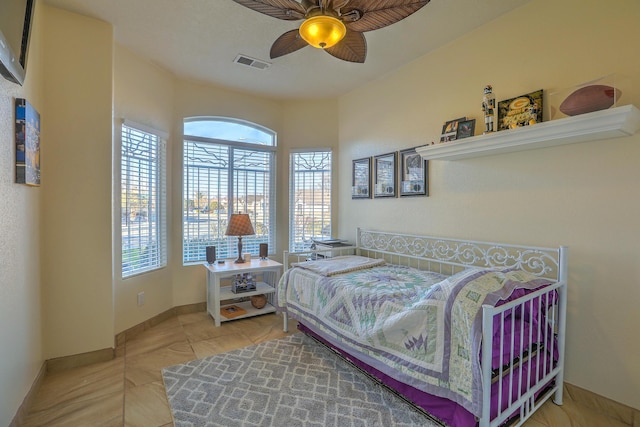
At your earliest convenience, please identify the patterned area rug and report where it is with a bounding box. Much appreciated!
[162,333,442,427]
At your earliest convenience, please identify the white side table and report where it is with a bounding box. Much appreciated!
[204,259,282,327]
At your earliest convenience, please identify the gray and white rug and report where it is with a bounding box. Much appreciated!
[162,333,442,427]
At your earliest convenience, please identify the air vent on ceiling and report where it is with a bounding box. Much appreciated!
[233,54,271,70]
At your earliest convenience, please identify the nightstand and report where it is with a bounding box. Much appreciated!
[204,259,282,327]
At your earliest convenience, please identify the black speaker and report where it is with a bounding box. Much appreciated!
[259,243,268,259]
[206,246,216,264]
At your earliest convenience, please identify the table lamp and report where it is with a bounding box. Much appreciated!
[225,213,255,263]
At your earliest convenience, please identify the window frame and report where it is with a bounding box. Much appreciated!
[289,148,333,252]
[117,120,168,279]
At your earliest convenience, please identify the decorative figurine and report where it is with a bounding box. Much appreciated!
[482,85,496,134]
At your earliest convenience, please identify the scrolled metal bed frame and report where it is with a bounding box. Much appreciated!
[282,228,568,427]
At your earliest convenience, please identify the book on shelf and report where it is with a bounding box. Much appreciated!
[220,305,247,319]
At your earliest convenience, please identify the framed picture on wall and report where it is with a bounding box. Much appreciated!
[352,157,371,199]
[15,98,41,186]
[399,147,428,197]
[373,152,397,198]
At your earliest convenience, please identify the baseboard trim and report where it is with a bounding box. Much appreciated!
[564,383,640,426]
[46,347,115,374]
[9,362,46,427]
[10,302,207,426]
[114,302,206,348]
[43,302,207,373]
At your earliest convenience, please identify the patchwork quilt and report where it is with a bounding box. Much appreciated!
[277,256,552,417]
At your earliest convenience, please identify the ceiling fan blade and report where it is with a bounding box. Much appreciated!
[343,0,430,32]
[302,0,320,9]
[231,0,306,20]
[270,29,310,59]
[332,0,351,10]
[325,30,366,63]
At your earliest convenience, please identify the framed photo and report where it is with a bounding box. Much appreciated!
[352,157,371,199]
[373,152,397,198]
[456,118,476,139]
[15,98,41,186]
[439,117,466,143]
[399,147,428,197]
[497,89,543,131]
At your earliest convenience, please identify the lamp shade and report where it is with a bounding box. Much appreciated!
[299,15,346,49]
[225,213,255,237]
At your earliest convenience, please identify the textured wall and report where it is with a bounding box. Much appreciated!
[40,6,114,358]
[0,2,43,424]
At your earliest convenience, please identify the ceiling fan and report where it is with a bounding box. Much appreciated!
[231,0,431,63]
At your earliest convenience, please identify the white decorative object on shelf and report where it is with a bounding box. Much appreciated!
[417,105,640,161]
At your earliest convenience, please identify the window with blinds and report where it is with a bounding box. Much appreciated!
[120,122,167,278]
[289,150,332,252]
[183,118,276,264]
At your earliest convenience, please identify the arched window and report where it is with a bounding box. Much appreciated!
[182,117,276,263]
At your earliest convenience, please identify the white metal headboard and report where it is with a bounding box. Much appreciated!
[356,228,567,282]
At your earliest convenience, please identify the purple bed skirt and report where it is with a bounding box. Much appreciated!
[298,322,554,427]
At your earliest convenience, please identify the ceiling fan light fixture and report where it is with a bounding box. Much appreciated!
[299,15,346,49]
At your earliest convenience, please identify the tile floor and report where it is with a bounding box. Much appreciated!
[20,311,635,427]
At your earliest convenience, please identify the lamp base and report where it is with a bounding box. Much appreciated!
[234,236,245,263]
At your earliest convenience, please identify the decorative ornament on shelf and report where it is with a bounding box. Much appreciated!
[559,85,622,117]
[497,89,543,131]
[482,85,496,134]
[549,74,627,120]
[250,294,267,309]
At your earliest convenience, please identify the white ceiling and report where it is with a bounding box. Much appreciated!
[43,0,530,100]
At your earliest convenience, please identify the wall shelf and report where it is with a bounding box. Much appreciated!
[416,105,640,161]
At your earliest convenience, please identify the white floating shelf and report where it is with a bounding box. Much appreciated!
[416,105,640,161]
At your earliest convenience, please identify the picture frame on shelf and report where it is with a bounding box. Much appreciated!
[352,157,371,199]
[439,117,466,143]
[498,89,543,131]
[373,152,397,198]
[399,147,428,197]
[456,118,476,139]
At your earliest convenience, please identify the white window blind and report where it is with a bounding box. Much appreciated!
[289,150,332,252]
[120,122,167,277]
[183,118,276,263]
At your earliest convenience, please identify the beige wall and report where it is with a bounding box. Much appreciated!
[112,45,176,333]
[0,2,43,424]
[280,99,340,251]
[40,6,114,358]
[337,0,640,410]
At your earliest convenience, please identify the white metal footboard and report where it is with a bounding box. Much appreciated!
[479,247,568,427]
